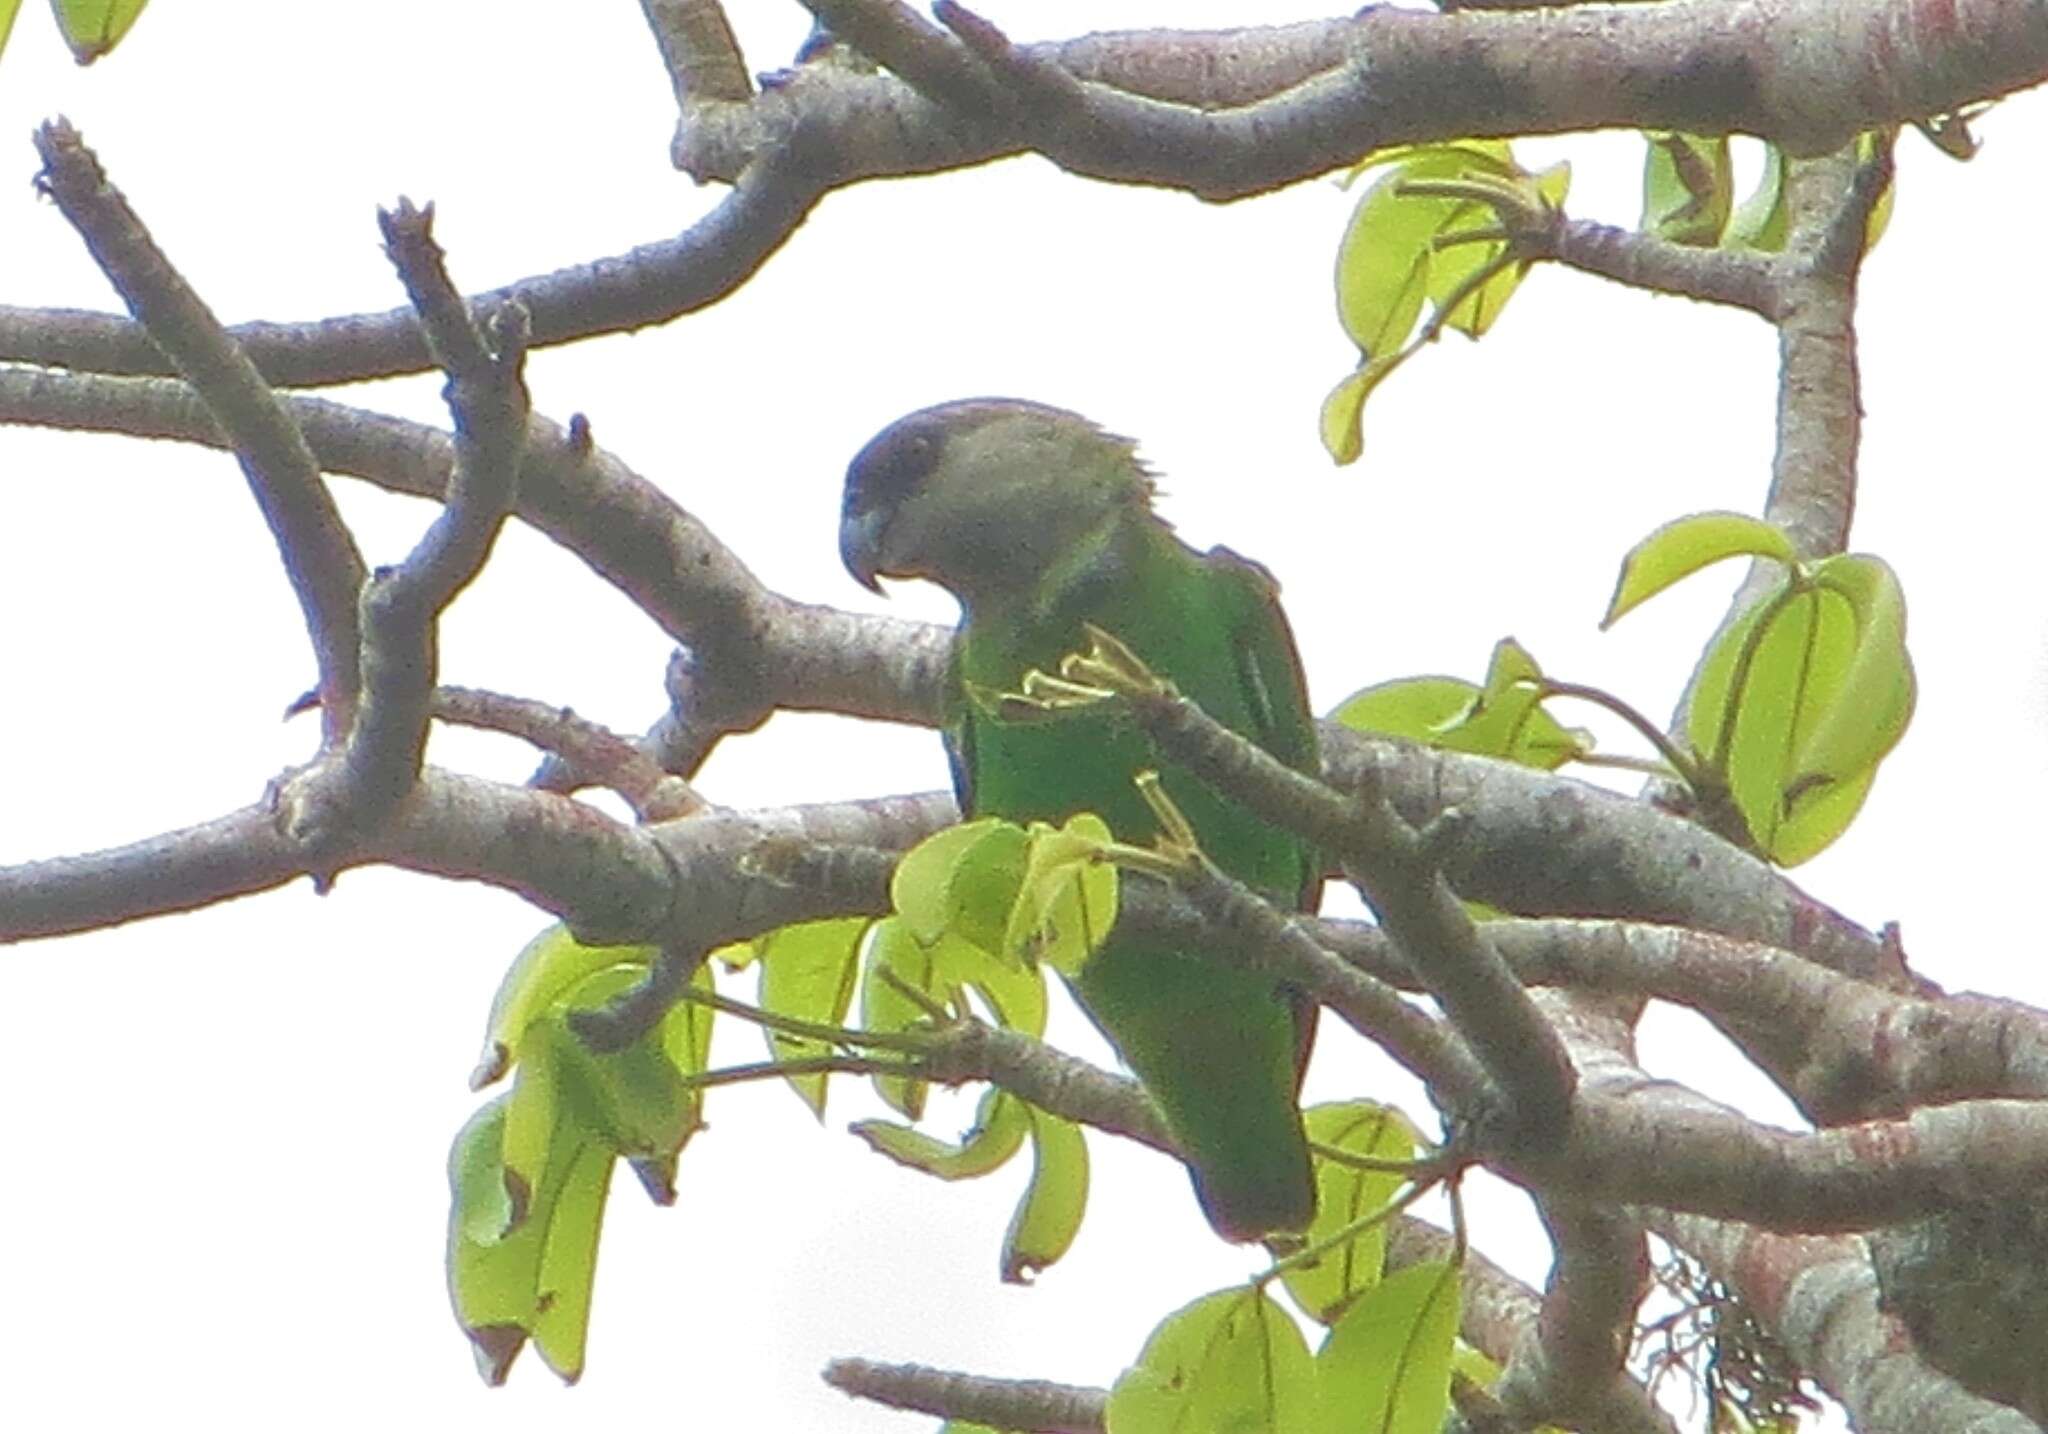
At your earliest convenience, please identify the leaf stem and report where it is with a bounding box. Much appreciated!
[1535,679,1703,787]
[676,1054,926,1093]
[674,981,933,1055]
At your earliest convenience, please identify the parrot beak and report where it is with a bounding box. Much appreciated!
[839,506,888,594]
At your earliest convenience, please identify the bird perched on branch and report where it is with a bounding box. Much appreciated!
[839,398,1321,1241]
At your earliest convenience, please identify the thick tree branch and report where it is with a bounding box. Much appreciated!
[0,367,952,739]
[1646,1213,2040,1434]
[1492,919,2048,1123]
[6,2,2039,385]
[1505,1195,1667,1434]
[1526,1064,2048,1233]
[1319,731,1900,988]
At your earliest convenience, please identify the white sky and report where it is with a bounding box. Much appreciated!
[2,3,2043,1430]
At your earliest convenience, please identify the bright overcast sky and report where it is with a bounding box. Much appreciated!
[2,3,2044,1430]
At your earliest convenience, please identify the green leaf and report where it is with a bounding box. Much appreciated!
[502,1022,571,1208]
[662,962,717,1082]
[1003,814,1118,978]
[0,1,23,61]
[1282,1103,1422,1324]
[1343,141,1519,187]
[548,966,701,1172]
[756,916,869,1116]
[861,917,945,1119]
[1603,511,1797,628]
[893,818,1010,944]
[1335,152,1476,355]
[1319,356,1399,466]
[1687,555,1915,865]
[1106,1288,1319,1434]
[1794,555,1915,785]
[1430,157,1562,339]
[1316,1260,1461,1434]
[944,821,1034,960]
[942,931,1050,1038]
[1641,132,1733,245]
[1325,144,1565,466]
[474,925,655,1088]
[1724,143,1790,252]
[1002,1105,1089,1283]
[1329,641,1586,771]
[447,1094,617,1386]
[53,0,146,63]
[528,1137,614,1383]
[1445,638,1586,769]
[1723,136,1893,255]
[851,1085,1029,1179]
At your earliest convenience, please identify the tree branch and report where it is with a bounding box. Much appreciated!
[312,204,530,839]
[1646,1213,2040,1434]
[6,2,2038,385]
[824,1357,1106,1434]
[1075,656,1577,1136]
[0,137,828,385]
[434,686,704,821]
[30,120,366,739]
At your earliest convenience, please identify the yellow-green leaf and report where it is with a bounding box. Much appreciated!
[942,931,1049,1037]
[1687,556,1915,865]
[1793,555,1915,785]
[1329,641,1587,772]
[0,0,23,61]
[944,821,1034,961]
[474,926,655,1088]
[1343,141,1518,188]
[1604,511,1797,629]
[861,917,945,1119]
[1331,676,1482,742]
[1106,1288,1319,1434]
[53,0,146,63]
[1002,814,1118,978]
[447,1094,617,1387]
[1319,356,1399,466]
[502,1025,570,1209]
[1336,152,1475,355]
[757,916,869,1116]
[1002,1105,1089,1283]
[528,1137,614,1383]
[893,818,1010,944]
[1642,132,1733,245]
[852,1085,1029,1179]
[554,969,699,1165]
[1724,143,1789,252]
[1282,1103,1422,1323]
[1317,1259,1462,1434]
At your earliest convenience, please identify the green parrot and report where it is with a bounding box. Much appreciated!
[839,398,1322,1241]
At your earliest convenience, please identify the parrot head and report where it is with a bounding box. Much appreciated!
[839,398,1153,602]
